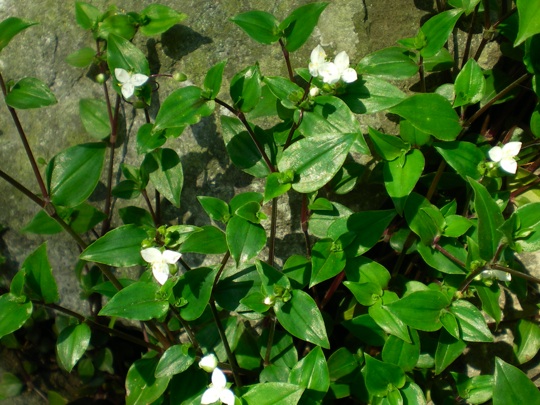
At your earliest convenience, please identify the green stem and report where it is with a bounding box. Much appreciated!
[459,263,540,293]
[0,72,49,202]
[209,300,242,387]
[268,197,278,267]
[264,317,276,366]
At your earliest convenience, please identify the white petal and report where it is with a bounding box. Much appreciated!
[319,62,340,84]
[141,247,162,264]
[115,68,130,83]
[500,158,518,174]
[152,262,170,285]
[130,73,149,86]
[211,368,227,389]
[220,389,236,405]
[162,250,182,264]
[488,146,503,163]
[502,142,522,158]
[310,45,326,65]
[334,51,350,72]
[341,67,358,83]
[201,387,221,404]
[121,82,135,98]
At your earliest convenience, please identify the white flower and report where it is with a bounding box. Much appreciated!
[140,247,181,285]
[263,296,274,306]
[199,354,218,373]
[480,269,511,282]
[114,68,148,99]
[308,45,357,85]
[488,142,522,174]
[309,44,327,77]
[201,368,235,405]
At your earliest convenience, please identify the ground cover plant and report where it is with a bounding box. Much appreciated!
[1,0,540,403]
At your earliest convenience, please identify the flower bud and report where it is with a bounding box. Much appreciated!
[96,73,106,84]
[173,72,187,82]
[199,353,218,373]
[263,296,275,306]
[309,87,320,97]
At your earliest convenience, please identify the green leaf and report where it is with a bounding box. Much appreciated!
[5,77,57,109]
[341,75,406,114]
[275,289,330,348]
[21,243,58,303]
[434,330,467,374]
[172,267,216,321]
[197,196,230,223]
[65,46,95,68]
[154,344,195,378]
[468,178,504,261]
[119,206,154,228]
[79,99,110,139]
[400,118,431,146]
[343,313,387,346]
[450,300,494,342]
[226,216,266,264]
[369,297,411,343]
[136,123,166,154]
[256,260,291,297]
[75,2,100,30]
[153,86,214,132]
[289,346,330,402]
[390,93,462,141]
[203,60,227,100]
[362,354,406,397]
[46,142,105,208]
[382,329,421,372]
[278,132,358,193]
[454,59,486,107]
[514,0,540,46]
[22,209,63,234]
[357,47,418,80]
[264,172,293,202]
[259,329,298,369]
[474,283,502,325]
[417,238,467,274]
[264,76,304,109]
[514,319,540,364]
[0,294,32,339]
[493,357,540,404]
[279,3,329,52]
[400,382,427,405]
[448,0,481,15]
[99,282,168,321]
[387,290,449,332]
[143,148,183,208]
[345,281,382,306]
[0,372,23,400]
[327,348,359,381]
[434,141,484,180]
[107,33,149,82]
[179,225,227,254]
[0,17,37,52]
[98,14,136,40]
[420,9,464,58]
[405,193,445,245]
[126,353,170,405]
[231,11,280,45]
[384,149,425,215]
[57,323,91,372]
[310,239,346,287]
[230,64,262,112]
[368,127,409,161]
[345,257,391,288]
[139,5,187,36]
[80,225,147,267]
[424,47,455,72]
[242,382,304,405]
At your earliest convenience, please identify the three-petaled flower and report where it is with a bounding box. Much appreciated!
[309,44,357,85]
[201,368,235,405]
[488,142,522,174]
[140,247,181,285]
[114,68,149,99]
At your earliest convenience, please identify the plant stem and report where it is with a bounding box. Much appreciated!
[279,39,295,82]
[264,317,276,366]
[0,72,49,202]
[102,94,121,235]
[142,189,158,226]
[213,251,231,290]
[215,98,276,172]
[268,197,278,266]
[433,243,466,268]
[209,300,242,387]
[459,264,540,293]
[43,302,161,351]
[169,306,199,350]
[320,270,345,309]
[461,4,479,69]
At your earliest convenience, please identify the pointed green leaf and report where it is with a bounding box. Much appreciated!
[382,329,421,372]
[173,267,216,321]
[310,239,346,287]
[226,216,266,264]
[474,283,502,325]
[231,11,280,45]
[0,17,37,52]
[230,64,262,112]
[0,294,32,339]
[362,354,406,397]
[75,2,100,30]
[57,323,91,372]
[5,77,57,109]
[179,225,227,254]
[126,353,170,405]
[65,46,95,68]
[493,357,540,404]
[454,59,486,107]
[435,330,467,374]
[341,75,406,114]
[21,243,58,303]
[300,95,362,137]
[154,344,195,378]
[99,282,168,321]
[0,372,23,400]
[275,290,329,348]
[368,127,409,161]
[450,300,494,342]
[386,290,449,332]
[242,382,304,404]
[289,346,330,402]
[203,60,227,100]
[369,299,411,343]
[420,9,464,58]
[357,47,418,80]
[47,142,106,208]
[514,319,540,365]
[279,3,329,52]
[390,93,462,141]
[107,33,149,78]
[79,99,110,139]
[515,0,540,46]
[143,148,183,208]
[80,225,147,267]
[139,5,187,36]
